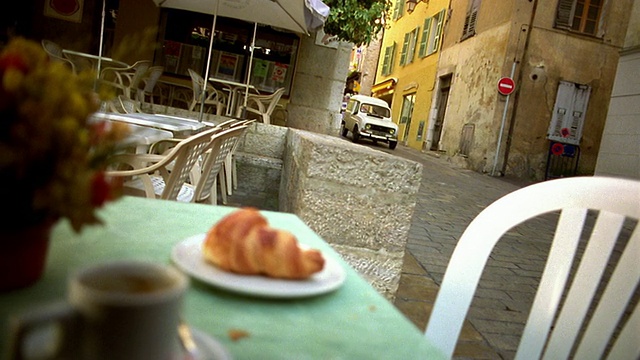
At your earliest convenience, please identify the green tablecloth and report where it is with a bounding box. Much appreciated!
[1,197,446,359]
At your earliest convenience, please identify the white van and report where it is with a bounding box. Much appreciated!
[341,95,398,150]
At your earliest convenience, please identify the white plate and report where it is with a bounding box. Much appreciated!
[171,234,346,298]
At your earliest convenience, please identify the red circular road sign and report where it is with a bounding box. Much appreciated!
[497,77,515,95]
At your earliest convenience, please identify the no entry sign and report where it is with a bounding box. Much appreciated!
[497,77,515,95]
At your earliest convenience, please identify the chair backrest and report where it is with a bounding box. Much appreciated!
[41,40,75,72]
[159,128,219,201]
[142,66,164,93]
[192,125,248,203]
[42,39,64,57]
[127,60,152,95]
[187,69,224,113]
[100,60,150,98]
[188,68,206,101]
[424,176,640,359]
[263,87,285,116]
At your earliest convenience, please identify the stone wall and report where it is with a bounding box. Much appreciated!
[231,124,287,210]
[279,129,422,300]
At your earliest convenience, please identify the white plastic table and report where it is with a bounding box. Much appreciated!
[92,112,208,137]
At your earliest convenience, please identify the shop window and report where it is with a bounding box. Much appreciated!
[155,9,299,95]
[555,0,605,37]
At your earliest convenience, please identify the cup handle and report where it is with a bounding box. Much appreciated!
[8,301,81,360]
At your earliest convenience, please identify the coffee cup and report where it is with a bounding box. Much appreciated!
[9,260,189,360]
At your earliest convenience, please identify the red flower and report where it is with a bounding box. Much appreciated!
[0,52,29,76]
[91,171,112,207]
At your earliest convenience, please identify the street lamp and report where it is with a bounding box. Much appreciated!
[406,0,428,14]
[406,0,419,13]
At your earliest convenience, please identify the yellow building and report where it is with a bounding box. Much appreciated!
[372,0,450,150]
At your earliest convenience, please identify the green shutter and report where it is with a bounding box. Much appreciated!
[390,42,396,72]
[382,43,397,76]
[393,0,405,20]
[419,18,432,58]
[400,32,410,66]
[408,27,419,63]
[382,46,391,75]
[430,10,445,55]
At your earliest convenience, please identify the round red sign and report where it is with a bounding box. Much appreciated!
[497,77,515,96]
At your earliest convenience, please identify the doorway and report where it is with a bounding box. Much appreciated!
[431,75,451,151]
[400,93,416,145]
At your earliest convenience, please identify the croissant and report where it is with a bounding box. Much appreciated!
[203,208,325,279]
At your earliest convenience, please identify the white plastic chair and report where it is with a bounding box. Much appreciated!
[424,176,640,359]
[106,127,218,201]
[187,69,226,115]
[239,87,285,125]
[221,119,254,196]
[100,60,151,99]
[192,125,248,204]
[41,39,76,73]
[142,124,247,204]
[137,66,164,108]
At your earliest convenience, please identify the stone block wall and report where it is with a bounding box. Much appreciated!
[231,123,287,210]
[279,129,423,301]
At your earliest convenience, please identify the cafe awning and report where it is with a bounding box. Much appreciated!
[371,78,397,97]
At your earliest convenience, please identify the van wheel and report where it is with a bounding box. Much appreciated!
[389,141,397,150]
[352,126,360,143]
[341,123,348,137]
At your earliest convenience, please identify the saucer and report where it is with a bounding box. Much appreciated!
[179,327,232,360]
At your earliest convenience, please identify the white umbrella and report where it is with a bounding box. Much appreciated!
[154,0,329,120]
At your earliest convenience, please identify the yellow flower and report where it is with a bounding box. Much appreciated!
[0,37,126,233]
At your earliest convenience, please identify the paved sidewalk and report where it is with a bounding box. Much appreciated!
[388,144,547,359]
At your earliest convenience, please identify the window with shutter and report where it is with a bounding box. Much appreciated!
[555,0,575,28]
[381,42,396,76]
[393,0,405,20]
[419,10,446,58]
[400,32,410,65]
[461,0,481,40]
[407,27,419,64]
[428,10,445,55]
[418,17,432,58]
[554,0,604,36]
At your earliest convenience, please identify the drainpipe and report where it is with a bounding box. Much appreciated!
[491,0,538,176]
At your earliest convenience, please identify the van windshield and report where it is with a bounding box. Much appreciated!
[360,103,390,118]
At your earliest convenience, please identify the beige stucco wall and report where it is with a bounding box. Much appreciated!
[435,23,511,172]
[434,0,635,180]
[505,0,633,180]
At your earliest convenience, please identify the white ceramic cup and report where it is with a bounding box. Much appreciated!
[10,260,189,360]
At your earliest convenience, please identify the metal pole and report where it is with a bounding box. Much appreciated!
[96,0,106,90]
[239,23,258,119]
[491,61,517,176]
[199,3,219,122]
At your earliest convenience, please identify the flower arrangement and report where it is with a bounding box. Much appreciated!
[0,37,127,233]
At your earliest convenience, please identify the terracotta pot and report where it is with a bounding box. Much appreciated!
[0,221,54,292]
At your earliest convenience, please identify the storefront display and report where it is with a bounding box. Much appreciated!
[155,9,299,95]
